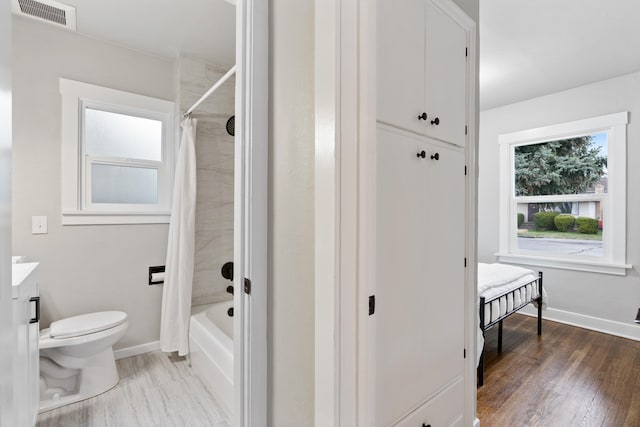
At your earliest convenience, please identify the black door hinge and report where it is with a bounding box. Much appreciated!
[465,165,467,176]
[244,278,251,295]
[465,125,468,135]
[464,348,467,358]
[465,47,468,57]
[369,295,375,315]
[464,258,467,267]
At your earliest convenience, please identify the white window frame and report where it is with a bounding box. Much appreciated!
[60,78,175,225]
[497,111,631,275]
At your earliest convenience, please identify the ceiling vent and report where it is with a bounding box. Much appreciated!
[12,0,76,31]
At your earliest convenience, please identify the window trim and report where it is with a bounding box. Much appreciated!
[497,111,631,275]
[60,78,175,225]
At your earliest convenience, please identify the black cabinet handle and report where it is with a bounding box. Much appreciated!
[418,112,428,120]
[430,117,440,125]
[430,153,440,161]
[416,150,426,159]
[29,296,40,324]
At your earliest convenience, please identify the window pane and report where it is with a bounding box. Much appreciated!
[514,133,607,197]
[516,201,603,256]
[85,108,162,161]
[91,164,158,204]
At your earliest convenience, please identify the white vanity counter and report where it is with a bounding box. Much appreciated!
[12,262,39,299]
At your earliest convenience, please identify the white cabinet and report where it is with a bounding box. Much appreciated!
[375,126,465,426]
[377,0,468,146]
[13,262,40,427]
[374,0,472,424]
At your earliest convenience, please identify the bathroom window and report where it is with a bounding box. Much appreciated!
[497,112,630,275]
[60,79,175,225]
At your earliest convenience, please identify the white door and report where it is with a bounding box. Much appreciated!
[377,0,427,135]
[0,2,13,426]
[375,126,465,426]
[424,0,467,146]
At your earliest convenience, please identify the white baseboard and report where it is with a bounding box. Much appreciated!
[519,306,640,341]
[473,417,481,427]
[114,340,161,360]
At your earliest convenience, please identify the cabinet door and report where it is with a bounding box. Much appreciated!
[424,0,467,146]
[28,321,39,425]
[13,298,30,427]
[375,126,465,426]
[377,0,426,135]
[395,377,463,427]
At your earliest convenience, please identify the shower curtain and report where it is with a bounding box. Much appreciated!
[160,116,197,356]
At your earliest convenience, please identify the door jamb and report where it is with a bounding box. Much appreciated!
[234,0,268,425]
[315,0,377,424]
[0,2,13,426]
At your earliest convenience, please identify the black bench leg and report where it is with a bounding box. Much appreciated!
[478,297,486,387]
[537,271,543,336]
[477,351,484,387]
[498,320,503,353]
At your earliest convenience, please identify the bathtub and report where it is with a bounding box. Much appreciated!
[189,300,234,416]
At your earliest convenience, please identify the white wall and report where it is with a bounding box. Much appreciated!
[11,18,175,350]
[479,71,640,338]
[269,0,316,425]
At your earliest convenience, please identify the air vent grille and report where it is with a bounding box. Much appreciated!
[12,0,76,31]
[18,0,66,25]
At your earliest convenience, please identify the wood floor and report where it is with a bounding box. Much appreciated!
[477,314,640,427]
[36,351,230,427]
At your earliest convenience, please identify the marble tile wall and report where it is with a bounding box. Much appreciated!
[178,56,235,306]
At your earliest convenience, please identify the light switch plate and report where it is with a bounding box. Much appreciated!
[32,216,47,234]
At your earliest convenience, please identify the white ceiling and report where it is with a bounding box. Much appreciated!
[26,0,237,68]
[19,1,640,111]
[480,0,640,111]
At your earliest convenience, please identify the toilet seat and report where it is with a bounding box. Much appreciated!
[40,320,129,349]
[50,311,127,339]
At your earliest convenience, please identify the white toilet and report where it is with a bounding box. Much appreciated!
[39,311,129,412]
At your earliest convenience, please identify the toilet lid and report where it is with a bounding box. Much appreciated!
[50,311,128,339]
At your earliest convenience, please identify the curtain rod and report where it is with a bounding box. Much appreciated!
[183,65,236,117]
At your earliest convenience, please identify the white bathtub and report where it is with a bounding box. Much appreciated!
[189,300,234,416]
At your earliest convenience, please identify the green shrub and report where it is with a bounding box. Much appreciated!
[534,211,559,230]
[554,214,575,232]
[517,213,525,228]
[576,217,599,234]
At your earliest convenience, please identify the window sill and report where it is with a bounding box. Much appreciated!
[495,253,632,276]
[62,211,171,226]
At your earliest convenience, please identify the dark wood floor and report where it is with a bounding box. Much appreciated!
[477,314,640,427]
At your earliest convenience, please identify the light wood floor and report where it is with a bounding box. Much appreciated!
[37,351,230,427]
[477,314,640,427]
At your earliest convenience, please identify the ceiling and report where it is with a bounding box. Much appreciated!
[480,0,640,111]
[16,0,237,68]
[18,1,640,111]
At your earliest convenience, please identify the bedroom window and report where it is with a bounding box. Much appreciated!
[60,79,175,225]
[497,112,630,275]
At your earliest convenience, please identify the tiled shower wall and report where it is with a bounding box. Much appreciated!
[178,56,235,306]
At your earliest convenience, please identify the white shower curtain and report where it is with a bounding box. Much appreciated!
[160,116,197,356]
